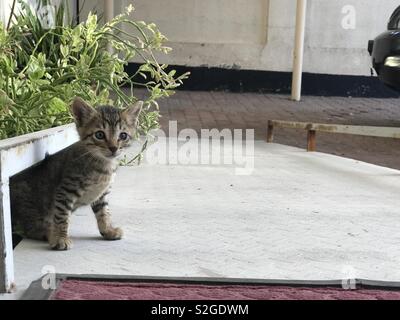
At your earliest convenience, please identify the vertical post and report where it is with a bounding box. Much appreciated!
[291,0,307,101]
[0,0,12,26]
[307,130,316,152]
[71,0,79,25]
[104,0,113,23]
[0,174,15,294]
[267,121,274,143]
[104,0,114,53]
[0,0,5,24]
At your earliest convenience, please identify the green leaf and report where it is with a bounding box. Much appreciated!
[27,53,46,81]
[86,12,98,31]
[0,89,14,108]
[60,44,69,58]
[48,97,67,113]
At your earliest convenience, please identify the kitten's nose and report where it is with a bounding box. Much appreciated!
[109,146,118,154]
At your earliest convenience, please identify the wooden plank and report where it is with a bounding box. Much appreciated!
[309,123,400,139]
[269,120,400,139]
[270,120,309,130]
[307,130,316,152]
[267,121,274,143]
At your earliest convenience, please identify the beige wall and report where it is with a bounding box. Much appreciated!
[82,0,400,76]
[303,0,398,75]
[129,0,269,45]
[0,0,13,24]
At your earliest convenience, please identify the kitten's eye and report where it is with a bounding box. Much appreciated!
[94,131,105,140]
[119,132,128,141]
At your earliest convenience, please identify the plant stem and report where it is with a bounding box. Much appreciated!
[6,0,17,30]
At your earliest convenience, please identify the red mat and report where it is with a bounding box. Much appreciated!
[50,280,400,300]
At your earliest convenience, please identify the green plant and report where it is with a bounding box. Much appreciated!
[0,0,188,153]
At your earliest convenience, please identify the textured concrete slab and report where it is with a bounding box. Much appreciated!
[2,141,400,299]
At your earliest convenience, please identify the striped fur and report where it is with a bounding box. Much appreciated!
[10,98,142,250]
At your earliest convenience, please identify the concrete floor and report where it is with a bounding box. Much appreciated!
[2,139,400,299]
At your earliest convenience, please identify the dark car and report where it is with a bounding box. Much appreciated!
[369,5,400,91]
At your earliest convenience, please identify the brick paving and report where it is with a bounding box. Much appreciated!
[138,90,400,170]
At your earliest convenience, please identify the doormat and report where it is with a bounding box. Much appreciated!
[21,274,400,300]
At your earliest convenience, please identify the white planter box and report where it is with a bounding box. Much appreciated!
[0,124,78,293]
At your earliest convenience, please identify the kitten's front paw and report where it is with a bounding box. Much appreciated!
[101,227,123,241]
[50,237,73,250]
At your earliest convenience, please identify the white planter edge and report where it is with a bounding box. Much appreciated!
[0,123,79,293]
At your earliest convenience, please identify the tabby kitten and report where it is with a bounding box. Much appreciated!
[11,97,142,250]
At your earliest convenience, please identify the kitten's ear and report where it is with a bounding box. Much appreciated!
[70,97,95,126]
[122,101,143,126]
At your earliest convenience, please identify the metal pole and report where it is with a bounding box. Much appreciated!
[291,0,307,101]
[73,0,79,25]
[0,0,11,24]
[104,0,114,24]
[0,1,4,24]
[104,0,114,53]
